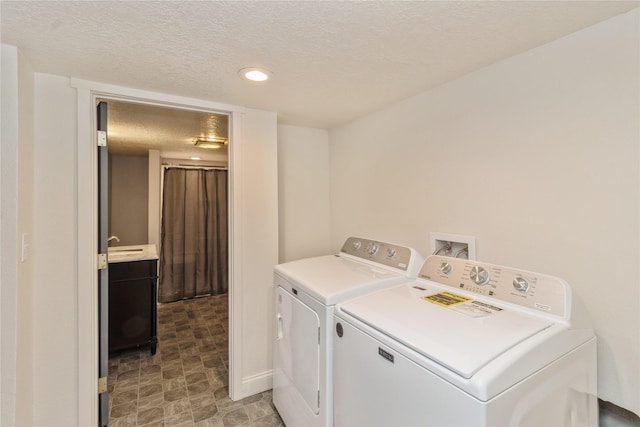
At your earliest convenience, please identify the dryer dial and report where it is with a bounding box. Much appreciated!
[386,248,397,258]
[469,265,489,286]
[367,242,379,256]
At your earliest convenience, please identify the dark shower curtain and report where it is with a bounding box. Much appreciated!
[158,167,228,303]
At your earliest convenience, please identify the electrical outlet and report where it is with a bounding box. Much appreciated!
[429,232,476,260]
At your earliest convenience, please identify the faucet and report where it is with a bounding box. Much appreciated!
[107,236,120,245]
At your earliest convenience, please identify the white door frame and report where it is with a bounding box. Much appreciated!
[72,79,244,425]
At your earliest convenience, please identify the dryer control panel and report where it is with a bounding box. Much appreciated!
[418,255,570,319]
[340,237,420,274]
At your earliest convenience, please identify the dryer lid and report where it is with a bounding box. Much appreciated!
[275,255,406,305]
[339,283,554,379]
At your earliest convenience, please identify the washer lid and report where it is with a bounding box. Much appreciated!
[339,283,554,379]
[275,255,406,305]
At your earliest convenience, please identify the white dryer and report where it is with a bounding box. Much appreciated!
[333,255,598,426]
[273,237,424,427]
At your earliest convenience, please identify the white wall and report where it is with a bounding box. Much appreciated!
[16,44,36,427]
[1,43,19,427]
[31,73,79,425]
[329,9,640,415]
[277,124,331,262]
[1,43,36,427]
[235,108,279,395]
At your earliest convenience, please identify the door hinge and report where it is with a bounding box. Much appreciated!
[98,376,107,394]
[98,253,107,270]
[97,130,107,147]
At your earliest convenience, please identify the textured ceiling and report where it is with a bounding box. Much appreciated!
[104,100,229,158]
[2,1,638,133]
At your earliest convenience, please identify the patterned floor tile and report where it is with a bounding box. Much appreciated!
[107,294,284,427]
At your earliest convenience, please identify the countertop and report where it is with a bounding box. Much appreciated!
[108,244,158,263]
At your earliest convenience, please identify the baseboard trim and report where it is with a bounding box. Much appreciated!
[233,369,274,401]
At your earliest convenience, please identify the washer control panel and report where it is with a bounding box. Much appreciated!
[341,237,416,272]
[419,255,569,318]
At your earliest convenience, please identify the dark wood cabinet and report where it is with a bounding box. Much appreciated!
[108,259,158,355]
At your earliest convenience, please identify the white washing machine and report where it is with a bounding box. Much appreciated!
[333,255,598,426]
[273,237,424,427]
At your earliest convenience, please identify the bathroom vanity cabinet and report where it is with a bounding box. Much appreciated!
[108,257,158,355]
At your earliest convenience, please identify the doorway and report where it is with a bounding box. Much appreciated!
[102,99,232,424]
[74,79,279,426]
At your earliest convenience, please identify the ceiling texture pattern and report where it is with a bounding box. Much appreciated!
[2,1,638,149]
[104,100,230,157]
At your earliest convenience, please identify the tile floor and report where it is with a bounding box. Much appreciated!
[108,294,284,427]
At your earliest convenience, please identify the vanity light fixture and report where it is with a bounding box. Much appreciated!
[190,157,201,160]
[238,67,272,82]
[194,137,227,149]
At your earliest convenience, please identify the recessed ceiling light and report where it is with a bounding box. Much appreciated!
[238,67,272,82]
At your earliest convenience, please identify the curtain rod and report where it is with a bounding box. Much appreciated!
[162,163,228,171]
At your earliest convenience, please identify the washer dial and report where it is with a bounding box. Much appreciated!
[352,241,362,251]
[469,266,490,286]
[439,262,452,275]
[513,277,530,292]
[386,248,397,258]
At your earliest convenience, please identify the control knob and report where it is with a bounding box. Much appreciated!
[367,242,379,256]
[513,277,529,292]
[352,241,362,250]
[469,265,489,286]
[386,248,397,258]
[439,262,452,275]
